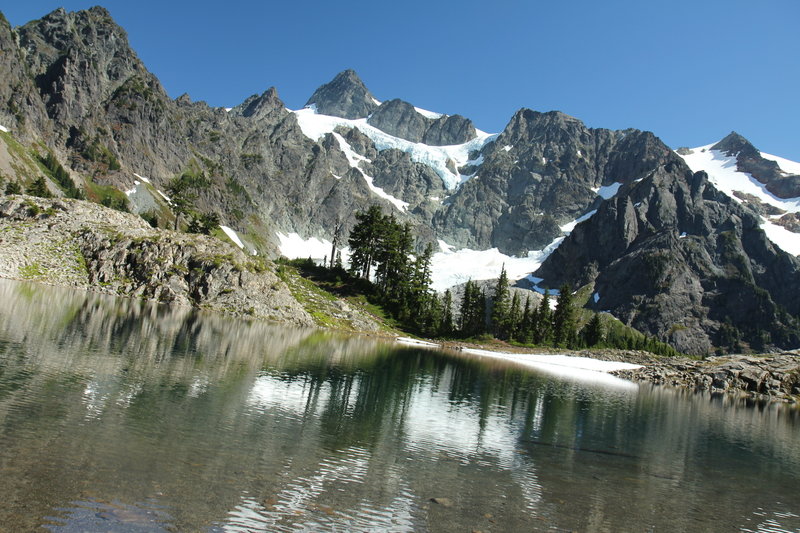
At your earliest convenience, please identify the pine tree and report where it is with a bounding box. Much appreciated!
[440,289,454,337]
[517,296,532,343]
[508,291,521,341]
[583,313,605,347]
[491,264,510,338]
[26,176,52,198]
[534,290,552,344]
[348,205,385,279]
[553,284,577,348]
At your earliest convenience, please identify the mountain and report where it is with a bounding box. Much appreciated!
[1,6,799,354]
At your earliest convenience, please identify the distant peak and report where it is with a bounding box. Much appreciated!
[712,131,757,157]
[305,69,377,119]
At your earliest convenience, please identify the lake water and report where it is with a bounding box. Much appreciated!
[0,279,799,532]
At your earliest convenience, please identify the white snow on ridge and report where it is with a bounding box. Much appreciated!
[292,106,496,191]
[679,145,800,213]
[0,125,9,133]
[330,131,409,211]
[559,209,597,233]
[761,152,800,176]
[761,222,800,256]
[678,144,800,256]
[414,106,443,119]
[220,225,245,249]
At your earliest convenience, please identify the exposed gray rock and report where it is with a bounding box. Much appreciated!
[434,109,680,253]
[612,353,800,403]
[305,69,378,119]
[366,99,476,146]
[534,162,800,354]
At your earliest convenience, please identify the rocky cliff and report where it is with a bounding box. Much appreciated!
[533,161,800,354]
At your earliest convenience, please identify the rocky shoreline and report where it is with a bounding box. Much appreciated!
[436,340,800,404]
[0,195,385,333]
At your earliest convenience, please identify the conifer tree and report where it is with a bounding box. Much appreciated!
[440,289,454,337]
[26,176,52,198]
[534,289,552,344]
[583,313,605,347]
[348,205,385,279]
[553,283,577,348]
[491,264,510,338]
[508,291,521,341]
[517,296,532,343]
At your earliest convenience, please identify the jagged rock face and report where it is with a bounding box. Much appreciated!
[0,13,51,139]
[535,162,800,354]
[367,148,446,208]
[713,132,800,199]
[304,69,378,119]
[366,99,476,146]
[5,9,413,249]
[434,109,680,254]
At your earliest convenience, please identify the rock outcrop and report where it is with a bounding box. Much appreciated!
[434,109,680,253]
[366,99,476,146]
[304,69,378,119]
[534,161,800,354]
[613,353,800,403]
[0,195,315,324]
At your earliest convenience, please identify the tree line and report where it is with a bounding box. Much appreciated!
[344,206,681,356]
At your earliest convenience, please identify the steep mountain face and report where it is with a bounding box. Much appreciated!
[305,69,378,119]
[534,161,800,354]
[434,109,681,253]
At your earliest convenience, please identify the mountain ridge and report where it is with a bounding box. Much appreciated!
[1,6,799,354]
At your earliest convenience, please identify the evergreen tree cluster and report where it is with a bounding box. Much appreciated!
[347,205,451,337]
[457,268,681,356]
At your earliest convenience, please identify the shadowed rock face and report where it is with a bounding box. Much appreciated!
[304,69,378,119]
[712,132,800,199]
[534,161,800,355]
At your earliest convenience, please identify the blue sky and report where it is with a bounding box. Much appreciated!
[4,1,800,160]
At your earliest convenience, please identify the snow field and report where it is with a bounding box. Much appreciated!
[678,144,800,256]
[0,125,9,133]
[292,107,496,191]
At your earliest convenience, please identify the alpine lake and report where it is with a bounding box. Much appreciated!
[0,279,798,532]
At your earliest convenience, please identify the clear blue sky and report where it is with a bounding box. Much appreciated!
[4,1,800,160]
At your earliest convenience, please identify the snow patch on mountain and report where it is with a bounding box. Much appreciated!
[0,125,9,133]
[220,225,245,249]
[430,237,564,292]
[679,145,800,213]
[277,232,351,264]
[330,131,408,211]
[292,106,496,190]
[414,106,443,119]
[761,152,800,176]
[593,182,622,199]
[678,144,800,256]
[559,210,597,233]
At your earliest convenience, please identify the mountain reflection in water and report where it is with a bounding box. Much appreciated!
[0,279,798,532]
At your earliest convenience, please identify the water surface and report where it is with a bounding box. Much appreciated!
[0,279,798,532]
